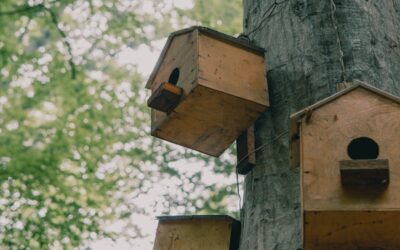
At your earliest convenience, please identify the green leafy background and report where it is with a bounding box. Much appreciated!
[0,0,243,248]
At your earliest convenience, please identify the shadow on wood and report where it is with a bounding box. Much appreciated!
[147,82,183,114]
[340,159,389,186]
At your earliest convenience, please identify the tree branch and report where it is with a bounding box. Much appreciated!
[45,7,77,80]
[0,4,44,16]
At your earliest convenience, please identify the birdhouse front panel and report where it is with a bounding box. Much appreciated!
[146,27,268,156]
[301,87,400,211]
[290,84,400,249]
[153,215,240,250]
[147,29,198,94]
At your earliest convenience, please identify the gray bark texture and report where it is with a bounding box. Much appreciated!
[240,0,400,249]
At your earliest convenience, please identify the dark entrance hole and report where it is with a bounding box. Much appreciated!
[168,68,180,85]
[347,137,379,160]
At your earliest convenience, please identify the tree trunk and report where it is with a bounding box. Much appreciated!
[240,0,400,249]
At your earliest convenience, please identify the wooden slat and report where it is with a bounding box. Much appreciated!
[147,82,183,113]
[236,125,256,175]
[339,159,389,186]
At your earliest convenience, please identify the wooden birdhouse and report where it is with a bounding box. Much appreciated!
[290,83,400,249]
[153,215,240,250]
[146,26,269,156]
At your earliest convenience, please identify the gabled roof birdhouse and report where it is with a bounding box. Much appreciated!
[146,27,269,156]
[153,215,240,250]
[290,83,400,249]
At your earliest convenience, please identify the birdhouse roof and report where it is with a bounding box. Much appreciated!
[145,26,265,89]
[289,82,400,168]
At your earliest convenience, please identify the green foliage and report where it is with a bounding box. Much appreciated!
[0,0,242,248]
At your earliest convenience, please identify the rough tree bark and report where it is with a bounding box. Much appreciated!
[240,0,400,249]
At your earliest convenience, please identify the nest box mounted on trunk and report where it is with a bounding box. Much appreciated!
[146,26,269,156]
[290,83,400,249]
[153,215,240,250]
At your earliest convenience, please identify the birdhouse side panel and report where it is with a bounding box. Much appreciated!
[303,211,400,249]
[197,33,268,107]
[151,85,266,156]
[150,30,199,95]
[153,219,232,250]
[301,88,400,211]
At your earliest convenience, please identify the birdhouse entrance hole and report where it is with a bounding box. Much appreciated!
[168,68,180,85]
[147,67,183,114]
[347,137,379,160]
[341,137,388,186]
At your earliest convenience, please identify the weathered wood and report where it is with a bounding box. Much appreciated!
[290,83,400,167]
[241,0,400,249]
[304,211,400,249]
[236,126,256,175]
[198,32,268,106]
[146,27,265,90]
[340,159,389,186]
[147,27,268,156]
[299,88,400,212]
[294,87,400,248]
[152,85,265,156]
[153,215,240,250]
[147,82,183,113]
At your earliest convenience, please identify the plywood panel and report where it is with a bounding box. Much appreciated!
[152,85,265,156]
[198,33,268,106]
[153,218,233,250]
[301,87,400,211]
[150,30,198,95]
[304,211,400,249]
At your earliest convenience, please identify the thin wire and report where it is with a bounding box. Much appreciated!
[236,130,289,167]
[235,130,289,214]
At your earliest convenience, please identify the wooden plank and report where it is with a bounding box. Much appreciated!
[198,32,269,107]
[153,215,240,250]
[152,85,265,156]
[236,125,256,175]
[301,88,400,211]
[339,159,389,186]
[147,82,183,113]
[304,211,400,249]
